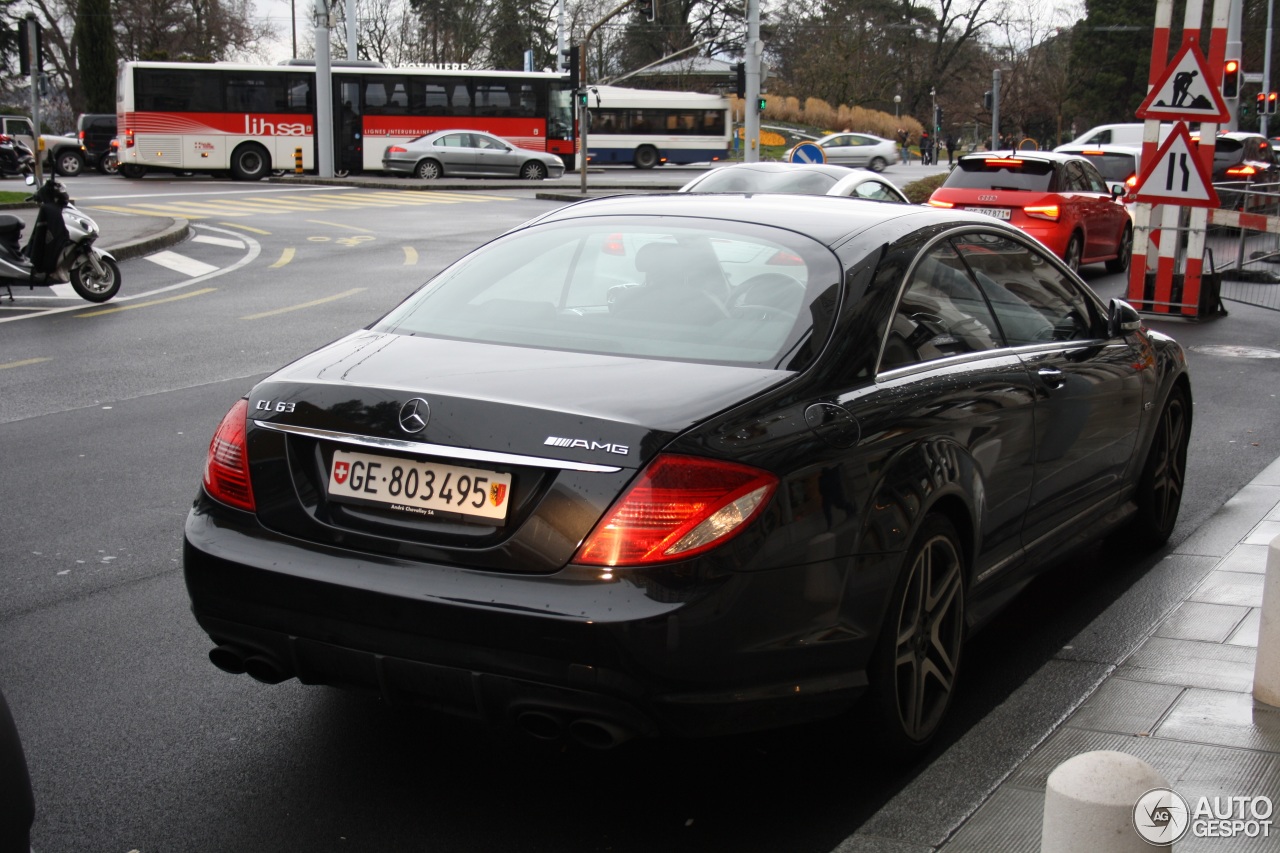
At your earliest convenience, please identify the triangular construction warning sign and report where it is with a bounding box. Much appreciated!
[1137,39,1231,121]
[1132,122,1220,207]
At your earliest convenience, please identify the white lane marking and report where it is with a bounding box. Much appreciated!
[192,234,246,249]
[144,250,220,277]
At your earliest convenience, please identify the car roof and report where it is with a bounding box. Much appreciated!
[817,132,888,142]
[520,192,994,249]
[691,162,857,179]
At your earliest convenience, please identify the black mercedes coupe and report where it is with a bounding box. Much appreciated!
[184,193,1191,752]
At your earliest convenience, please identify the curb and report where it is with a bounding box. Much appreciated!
[102,218,191,262]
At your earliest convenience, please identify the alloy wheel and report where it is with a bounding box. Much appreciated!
[892,529,964,742]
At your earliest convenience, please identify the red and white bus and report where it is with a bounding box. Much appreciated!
[115,60,576,179]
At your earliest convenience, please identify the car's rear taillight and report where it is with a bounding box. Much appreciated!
[1226,164,1257,177]
[1024,204,1060,221]
[125,128,134,148]
[203,399,255,512]
[386,145,407,153]
[575,454,777,566]
[927,199,955,208]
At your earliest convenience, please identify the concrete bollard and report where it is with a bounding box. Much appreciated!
[1041,751,1173,852]
[1254,534,1280,707]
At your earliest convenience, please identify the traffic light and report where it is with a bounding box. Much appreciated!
[735,62,745,99]
[983,91,993,111]
[1269,91,1278,115]
[635,0,656,21]
[757,96,767,112]
[1258,92,1267,116]
[934,105,943,132]
[561,45,579,91]
[577,90,588,108]
[1223,59,1241,99]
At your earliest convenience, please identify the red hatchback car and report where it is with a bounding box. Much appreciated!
[928,151,1133,274]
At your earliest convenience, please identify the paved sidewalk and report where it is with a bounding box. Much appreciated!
[838,455,1280,853]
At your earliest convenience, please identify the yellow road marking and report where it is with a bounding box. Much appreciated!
[0,357,52,370]
[270,248,296,268]
[403,246,418,265]
[241,287,366,320]
[219,222,271,234]
[77,287,217,317]
[306,219,375,233]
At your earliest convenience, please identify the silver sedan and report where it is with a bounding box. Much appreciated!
[382,130,566,180]
[679,162,910,203]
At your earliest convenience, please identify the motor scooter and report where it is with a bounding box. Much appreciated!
[0,134,35,178]
[0,169,121,303]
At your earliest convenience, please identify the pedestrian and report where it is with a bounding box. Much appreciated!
[920,130,931,165]
[945,134,956,165]
[896,127,910,164]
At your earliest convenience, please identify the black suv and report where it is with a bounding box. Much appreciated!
[77,113,117,174]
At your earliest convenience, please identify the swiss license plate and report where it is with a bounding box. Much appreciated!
[967,206,1011,220]
[328,449,512,522]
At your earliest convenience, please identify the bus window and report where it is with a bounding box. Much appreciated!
[227,74,282,112]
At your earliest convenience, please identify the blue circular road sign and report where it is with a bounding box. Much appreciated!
[789,142,825,164]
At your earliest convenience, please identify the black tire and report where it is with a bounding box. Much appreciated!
[633,146,658,169]
[1128,387,1190,549]
[54,149,85,177]
[230,144,270,181]
[119,163,146,179]
[1063,233,1083,275]
[414,159,441,180]
[69,256,122,303]
[869,156,888,172]
[520,161,547,180]
[1105,225,1133,274]
[97,153,119,175]
[870,515,966,753]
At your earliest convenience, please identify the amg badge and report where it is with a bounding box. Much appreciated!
[544,436,629,455]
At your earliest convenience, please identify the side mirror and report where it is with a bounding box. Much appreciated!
[1108,298,1142,337]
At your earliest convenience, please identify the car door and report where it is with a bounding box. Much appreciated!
[954,232,1146,554]
[1075,160,1127,260]
[435,132,479,175]
[821,135,854,166]
[857,237,1038,585]
[472,133,519,176]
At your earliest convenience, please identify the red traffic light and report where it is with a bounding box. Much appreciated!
[1223,59,1241,98]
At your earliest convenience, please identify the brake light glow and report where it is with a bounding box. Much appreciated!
[386,145,407,153]
[125,128,135,148]
[1081,149,1105,155]
[927,199,955,208]
[203,399,255,512]
[1126,173,1138,189]
[984,158,1024,167]
[1226,164,1257,177]
[1024,204,1060,221]
[603,232,626,255]
[574,454,777,566]
[766,249,805,266]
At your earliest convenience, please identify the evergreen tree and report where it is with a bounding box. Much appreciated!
[76,0,119,112]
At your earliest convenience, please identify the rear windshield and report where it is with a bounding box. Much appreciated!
[943,158,1057,192]
[1075,152,1137,181]
[375,218,842,370]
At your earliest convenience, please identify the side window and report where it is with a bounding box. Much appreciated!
[881,243,1004,371]
[1080,162,1109,193]
[953,233,1101,345]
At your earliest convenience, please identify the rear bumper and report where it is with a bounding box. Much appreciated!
[183,500,878,739]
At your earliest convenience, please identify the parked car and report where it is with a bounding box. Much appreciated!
[184,193,1191,754]
[1054,144,1143,200]
[1057,123,1173,148]
[77,113,118,174]
[678,162,910,203]
[927,150,1133,273]
[794,132,900,171]
[382,130,565,180]
[0,115,85,177]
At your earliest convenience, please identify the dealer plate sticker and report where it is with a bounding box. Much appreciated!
[328,449,511,522]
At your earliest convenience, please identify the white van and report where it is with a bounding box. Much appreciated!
[1056,123,1175,149]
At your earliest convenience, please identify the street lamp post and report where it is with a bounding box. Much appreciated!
[894,95,901,118]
